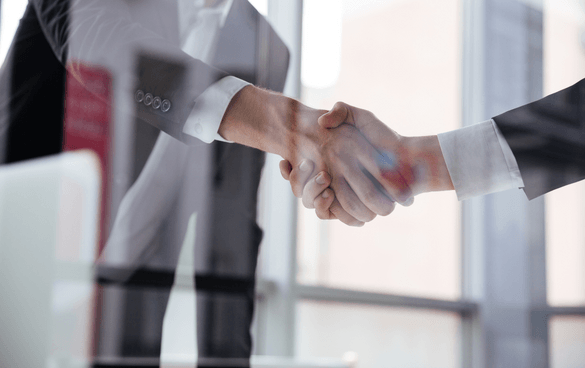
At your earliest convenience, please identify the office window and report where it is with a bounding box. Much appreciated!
[549,316,585,368]
[0,0,28,63]
[544,0,585,307]
[296,301,460,368]
[297,0,461,300]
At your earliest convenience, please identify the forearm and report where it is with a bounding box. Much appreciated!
[219,85,326,161]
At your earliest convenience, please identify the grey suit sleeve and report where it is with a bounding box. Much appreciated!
[492,78,585,199]
[28,0,228,144]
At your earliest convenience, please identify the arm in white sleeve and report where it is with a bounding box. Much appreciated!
[183,76,250,143]
[437,119,525,200]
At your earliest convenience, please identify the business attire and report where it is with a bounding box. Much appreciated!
[493,78,585,199]
[0,1,287,366]
[438,78,585,200]
[0,0,249,160]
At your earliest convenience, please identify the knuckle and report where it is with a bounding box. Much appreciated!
[340,216,356,226]
[396,189,412,204]
[363,211,376,223]
[352,207,372,223]
[291,183,303,198]
[349,219,365,227]
[379,202,395,216]
[314,195,332,213]
[362,186,379,205]
[302,196,315,209]
[342,199,361,217]
[316,209,328,220]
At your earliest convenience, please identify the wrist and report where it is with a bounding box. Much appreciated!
[219,86,276,151]
[219,85,326,164]
[402,135,454,194]
[218,85,298,158]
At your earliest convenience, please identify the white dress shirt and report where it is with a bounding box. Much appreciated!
[438,119,525,200]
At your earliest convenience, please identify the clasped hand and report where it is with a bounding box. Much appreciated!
[280,101,451,226]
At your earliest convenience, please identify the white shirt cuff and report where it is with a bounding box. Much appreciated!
[182,76,251,143]
[437,119,525,200]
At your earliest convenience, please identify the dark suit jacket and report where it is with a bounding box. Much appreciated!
[31,0,230,144]
[493,79,585,199]
[1,1,289,366]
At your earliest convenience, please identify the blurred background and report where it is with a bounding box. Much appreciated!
[1,0,584,367]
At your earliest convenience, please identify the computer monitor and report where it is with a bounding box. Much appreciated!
[0,151,100,368]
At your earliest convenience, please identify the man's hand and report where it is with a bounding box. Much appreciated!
[218,87,398,226]
[280,101,454,222]
[279,159,336,221]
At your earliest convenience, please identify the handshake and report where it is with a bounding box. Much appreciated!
[219,86,455,225]
[277,101,454,227]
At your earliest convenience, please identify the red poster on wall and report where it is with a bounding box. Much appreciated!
[63,63,113,359]
[63,63,112,255]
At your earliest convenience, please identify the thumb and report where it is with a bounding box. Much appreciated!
[318,101,355,129]
[279,159,293,181]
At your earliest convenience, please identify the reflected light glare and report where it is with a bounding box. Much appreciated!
[301,0,343,89]
[0,0,28,65]
[248,0,268,16]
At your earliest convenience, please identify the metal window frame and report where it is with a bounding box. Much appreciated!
[256,1,585,368]
[256,0,480,365]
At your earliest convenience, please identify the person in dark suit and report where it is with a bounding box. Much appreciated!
[0,1,401,366]
[281,79,585,217]
[0,0,399,225]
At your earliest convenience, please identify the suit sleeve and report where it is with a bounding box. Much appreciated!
[28,0,229,144]
[492,78,585,199]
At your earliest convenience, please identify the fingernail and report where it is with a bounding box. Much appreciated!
[299,160,310,172]
[316,173,326,185]
[322,190,330,199]
[403,197,414,206]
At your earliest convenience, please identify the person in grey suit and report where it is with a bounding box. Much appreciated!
[0,0,399,366]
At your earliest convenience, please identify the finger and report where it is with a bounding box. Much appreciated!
[380,168,414,205]
[340,161,396,216]
[314,188,335,220]
[330,135,397,215]
[360,149,415,206]
[279,160,292,181]
[289,159,315,198]
[329,199,365,227]
[318,101,355,129]
[387,145,417,202]
[301,171,332,209]
[331,175,377,223]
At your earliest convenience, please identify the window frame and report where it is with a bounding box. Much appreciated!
[255,0,477,364]
[256,1,585,368]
